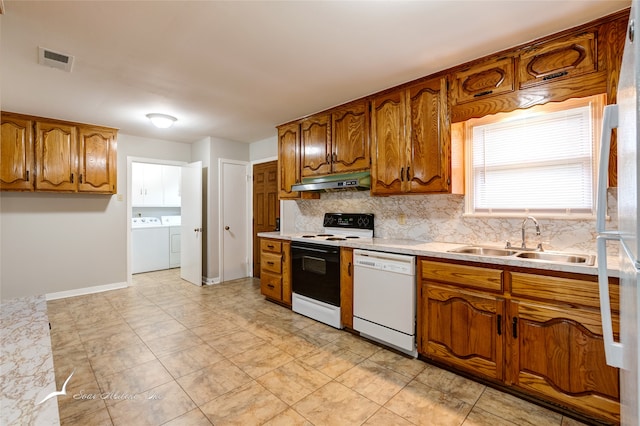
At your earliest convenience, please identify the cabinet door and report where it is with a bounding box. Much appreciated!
[35,121,78,191]
[340,247,354,329]
[370,88,406,195]
[452,56,515,104]
[162,165,181,206]
[421,282,505,380]
[519,31,597,89]
[300,113,331,177]
[277,123,300,199]
[77,126,117,193]
[1,114,34,191]
[407,77,451,193]
[331,101,370,174]
[131,162,146,205]
[508,299,619,424]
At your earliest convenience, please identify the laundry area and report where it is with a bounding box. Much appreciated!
[131,161,182,274]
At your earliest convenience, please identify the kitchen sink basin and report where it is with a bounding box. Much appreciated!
[515,251,595,265]
[448,246,518,256]
[447,245,595,266]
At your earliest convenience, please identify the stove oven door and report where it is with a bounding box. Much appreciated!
[291,242,341,306]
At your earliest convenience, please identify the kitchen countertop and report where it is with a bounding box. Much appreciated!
[258,231,620,278]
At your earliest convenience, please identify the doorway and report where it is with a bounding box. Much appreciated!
[252,160,279,277]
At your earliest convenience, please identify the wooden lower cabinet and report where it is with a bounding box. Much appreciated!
[259,238,291,306]
[419,260,505,381]
[418,258,620,424]
[340,247,354,329]
[507,272,620,424]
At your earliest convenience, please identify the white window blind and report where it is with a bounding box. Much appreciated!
[468,98,600,215]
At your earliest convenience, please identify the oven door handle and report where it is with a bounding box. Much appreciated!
[292,245,339,255]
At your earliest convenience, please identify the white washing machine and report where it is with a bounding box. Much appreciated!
[132,217,170,274]
[161,216,181,268]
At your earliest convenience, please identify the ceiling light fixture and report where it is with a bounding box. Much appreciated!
[146,113,177,129]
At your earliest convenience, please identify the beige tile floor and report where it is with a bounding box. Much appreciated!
[46,269,590,426]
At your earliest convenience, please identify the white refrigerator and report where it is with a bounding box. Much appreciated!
[597,1,640,425]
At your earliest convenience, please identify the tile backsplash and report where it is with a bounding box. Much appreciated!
[291,188,618,255]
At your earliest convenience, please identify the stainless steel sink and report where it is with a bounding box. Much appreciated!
[448,246,518,256]
[515,251,595,265]
[447,245,595,266]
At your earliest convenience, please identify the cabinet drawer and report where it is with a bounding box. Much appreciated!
[510,272,619,310]
[261,252,282,274]
[421,260,503,292]
[261,272,282,300]
[261,239,282,254]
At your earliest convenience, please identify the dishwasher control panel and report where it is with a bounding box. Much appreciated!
[353,249,415,275]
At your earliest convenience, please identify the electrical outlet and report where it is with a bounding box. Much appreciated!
[117,194,124,201]
[398,213,407,225]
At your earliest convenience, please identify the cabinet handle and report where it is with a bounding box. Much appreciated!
[267,261,275,265]
[400,167,404,182]
[70,173,74,183]
[267,244,274,249]
[326,153,331,163]
[542,70,568,81]
[267,284,275,289]
[348,262,352,277]
[332,153,337,162]
[406,166,410,181]
[79,174,83,183]
[512,317,518,338]
[474,90,493,98]
[497,314,502,336]
[26,171,29,182]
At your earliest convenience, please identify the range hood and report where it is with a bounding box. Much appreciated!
[291,171,371,192]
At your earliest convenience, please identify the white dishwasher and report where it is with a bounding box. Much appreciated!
[353,249,417,357]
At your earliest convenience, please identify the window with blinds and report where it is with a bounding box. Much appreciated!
[465,95,605,216]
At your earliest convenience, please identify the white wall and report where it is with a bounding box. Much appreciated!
[250,135,277,161]
[0,133,191,300]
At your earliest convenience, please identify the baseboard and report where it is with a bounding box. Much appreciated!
[203,276,220,285]
[45,281,128,301]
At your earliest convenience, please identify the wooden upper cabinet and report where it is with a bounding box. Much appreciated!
[300,100,370,178]
[371,76,451,195]
[77,126,117,193]
[452,56,515,104]
[300,113,331,177]
[277,122,301,199]
[1,113,34,191]
[370,87,406,195]
[35,121,78,192]
[518,31,597,89]
[331,100,370,174]
[407,77,451,193]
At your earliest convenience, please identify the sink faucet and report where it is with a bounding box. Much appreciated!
[521,216,543,251]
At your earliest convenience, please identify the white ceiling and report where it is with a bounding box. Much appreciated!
[0,0,630,144]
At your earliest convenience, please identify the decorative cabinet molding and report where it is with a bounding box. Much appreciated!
[340,247,354,330]
[1,112,117,194]
[300,113,332,177]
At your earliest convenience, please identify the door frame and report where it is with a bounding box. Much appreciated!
[218,158,251,282]
[126,156,188,284]
[249,156,278,277]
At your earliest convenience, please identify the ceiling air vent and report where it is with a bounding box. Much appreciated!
[38,47,74,72]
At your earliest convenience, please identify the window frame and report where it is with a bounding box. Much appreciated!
[463,94,606,219]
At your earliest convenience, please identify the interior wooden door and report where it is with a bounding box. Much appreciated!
[253,160,279,277]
